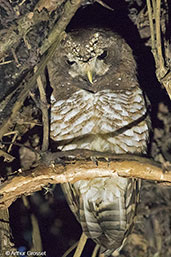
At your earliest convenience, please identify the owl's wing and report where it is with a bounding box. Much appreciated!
[99,178,141,256]
[125,178,141,234]
[61,182,104,241]
[62,177,139,252]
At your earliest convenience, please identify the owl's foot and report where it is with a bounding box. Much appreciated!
[90,156,98,166]
[40,151,66,167]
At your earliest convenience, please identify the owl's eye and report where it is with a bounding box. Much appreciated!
[67,60,76,65]
[97,50,107,60]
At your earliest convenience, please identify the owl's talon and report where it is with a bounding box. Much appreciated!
[41,151,66,167]
[91,156,98,166]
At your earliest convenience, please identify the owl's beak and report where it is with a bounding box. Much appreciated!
[87,70,93,84]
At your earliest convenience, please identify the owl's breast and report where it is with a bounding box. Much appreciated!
[50,88,149,153]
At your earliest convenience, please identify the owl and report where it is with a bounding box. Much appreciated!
[48,28,150,256]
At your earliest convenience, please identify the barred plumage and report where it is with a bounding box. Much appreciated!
[48,28,150,256]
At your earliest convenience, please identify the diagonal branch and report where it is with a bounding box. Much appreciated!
[0,0,82,141]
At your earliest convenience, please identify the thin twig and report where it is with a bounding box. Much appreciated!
[0,150,15,163]
[35,67,49,152]
[155,0,166,76]
[22,196,42,252]
[0,209,16,252]
[73,233,87,257]
[0,60,13,65]
[95,0,113,11]
[92,245,100,257]
[151,0,156,11]
[61,242,78,257]
[146,0,156,57]
[7,131,18,153]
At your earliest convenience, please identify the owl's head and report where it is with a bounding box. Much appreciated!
[64,29,111,83]
[48,28,138,99]
[63,28,136,85]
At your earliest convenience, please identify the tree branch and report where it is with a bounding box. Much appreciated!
[0,151,170,210]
